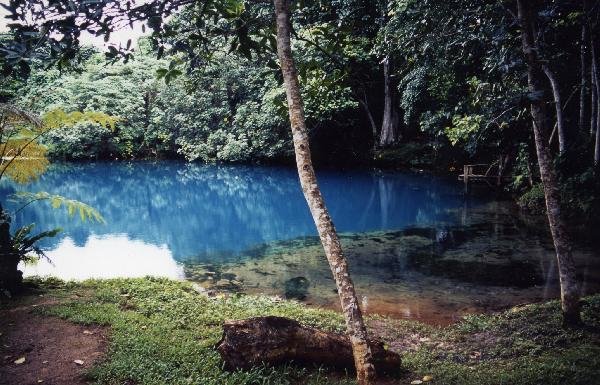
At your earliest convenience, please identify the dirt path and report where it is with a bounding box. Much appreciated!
[0,304,108,385]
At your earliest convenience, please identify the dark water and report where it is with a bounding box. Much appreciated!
[1,161,598,324]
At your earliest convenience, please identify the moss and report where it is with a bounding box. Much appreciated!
[2,277,599,385]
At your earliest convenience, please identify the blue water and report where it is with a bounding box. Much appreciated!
[3,161,599,323]
[0,161,465,265]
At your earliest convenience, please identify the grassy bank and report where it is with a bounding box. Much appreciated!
[2,277,599,385]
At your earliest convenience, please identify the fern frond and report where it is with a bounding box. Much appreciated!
[10,191,105,224]
[0,141,49,183]
[11,223,61,263]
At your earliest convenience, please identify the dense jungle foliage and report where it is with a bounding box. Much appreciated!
[1,0,600,222]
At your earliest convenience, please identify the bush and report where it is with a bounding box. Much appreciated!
[518,183,546,214]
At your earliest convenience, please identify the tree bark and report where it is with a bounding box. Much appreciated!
[580,2,589,134]
[272,0,377,383]
[596,106,600,164]
[542,65,566,154]
[592,34,598,137]
[356,92,379,151]
[379,56,400,147]
[0,206,21,294]
[216,316,401,374]
[592,35,600,164]
[517,0,581,325]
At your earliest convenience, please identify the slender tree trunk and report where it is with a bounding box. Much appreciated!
[517,0,581,325]
[592,36,598,136]
[379,56,399,147]
[356,92,379,152]
[542,65,566,154]
[596,114,600,164]
[580,2,589,133]
[272,0,377,383]
[592,36,600,164]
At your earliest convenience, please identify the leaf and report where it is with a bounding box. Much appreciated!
[14,357,26,365]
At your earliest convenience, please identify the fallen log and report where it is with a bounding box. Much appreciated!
[215,316,401,375]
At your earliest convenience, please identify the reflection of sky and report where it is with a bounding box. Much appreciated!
[21,234,184,280]
[0,161,468,279]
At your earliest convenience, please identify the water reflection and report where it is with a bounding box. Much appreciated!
[2,161,596,324]
[0,161,463,266]
[22,235,184,280]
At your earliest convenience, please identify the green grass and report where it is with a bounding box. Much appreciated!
[3,277,600,385]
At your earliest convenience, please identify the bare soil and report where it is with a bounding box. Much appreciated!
[0,303,108,385]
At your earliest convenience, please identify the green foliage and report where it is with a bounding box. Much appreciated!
[16,49,296,162]
[518,184,546,214]
[10,223,61,263]
[445,115,483,146]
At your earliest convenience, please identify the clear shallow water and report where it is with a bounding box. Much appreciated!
[1,161,598,324]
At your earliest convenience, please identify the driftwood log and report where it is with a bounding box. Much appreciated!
[215,316,401,375]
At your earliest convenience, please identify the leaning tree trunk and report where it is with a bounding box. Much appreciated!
[273,0,376,383]
[517,0,581,325]
[542,65,566,154]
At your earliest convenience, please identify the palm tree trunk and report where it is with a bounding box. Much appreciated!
[272,0,377,383]
[517,0,581,326]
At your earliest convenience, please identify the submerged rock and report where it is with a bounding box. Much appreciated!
[284,276,310,300]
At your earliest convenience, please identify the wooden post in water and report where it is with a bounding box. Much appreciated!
[463,165,471,194]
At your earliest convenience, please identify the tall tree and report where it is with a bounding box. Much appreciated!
[516,0,581,325]
[378,2,400,147]
[273,0,376,383]
[580,0,589,134]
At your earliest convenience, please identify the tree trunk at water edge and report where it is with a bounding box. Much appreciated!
[379,56,399,147]
[272,0,377,383]
[517,0,581,325]
[356,93,379,152]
